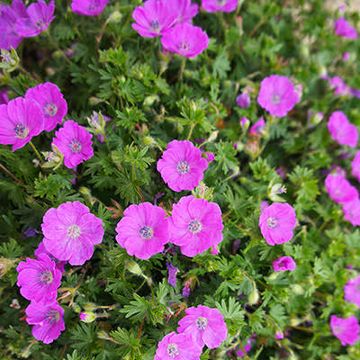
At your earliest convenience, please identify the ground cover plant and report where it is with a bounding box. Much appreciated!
[0,0,360,359]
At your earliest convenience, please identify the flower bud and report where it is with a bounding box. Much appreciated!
[80,312,96,323]
[0,49,20,72]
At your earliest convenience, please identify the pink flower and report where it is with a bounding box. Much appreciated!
[177,305,227,349]
[41,201,104,266]
[161,23,209,59]
[328,76,350,96]
[236,92,251,108]
[203,151,215,163]
[71,0,108,16]
[16,0,55,38]
[35,241,66,272]
[25,82,68,132]
[169,195,224,257]
[154,331,201,360]
[157,140,208,192]
[342,199,360,226]
[115,202,169,260]
[343,52,350,61]
[16,254,62,303]
[327,111,358,148]
[275,331,284,340]
[257,75,300,118]
[169,0,198,24]
[325,171,358,204]
[334,17,358,40]
[0,97,44,151]
[25,301,65,344]
[344,276,360,308]
[0,89,9,105]
[351,151,360,183]
[52,120,94,169]
[167,262,179,287]
[236,338,253,357]
[0,0,27,50]
[330,315,360,346]
[249,117,266,136]
[132,0,177,38]
[272,256,296,272]
[259,202,297,246]
[201,0,238,13]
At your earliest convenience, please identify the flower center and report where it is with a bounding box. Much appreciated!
[176,161,190,175]
[188,220,202,234]
[167,343,179,358]
[179,41,190,52]
[47,309,60,324]
[217,0,227,5]
[40,270,53,284]
[35,20,45,29]
[196,316,208,330]
[139,226,154,240]
[150,20,160,32]
[14,123,29,139]
[267,217,278,229]
[67,224,81,239]
[44,103,58,117]
[271,94,281,105]
[69,139,82,153]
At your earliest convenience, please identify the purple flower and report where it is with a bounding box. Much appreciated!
[350,88,360,99]
[201,0,238,13]
[25,301,65,344]
[249,117,266,136]
[236,338,253,357]
[275,331,284,340]
[236,92,251,108]
[154,331,201,360]
[344,276,360,308]
[342,199,360,226]
[132,0,177,38]
[169,195,224,257]
[325,171,358,204]
[257,75,300,118]
[330,315,359,346]
[25,82,68,132]
[16,0,55,38]
[240,117,250,129]
[168,0,198,24]
[157,140,208,192]
[259,202,297,246]
[182,281,191,297]
[35,241,66,272]
[177,305,227,349]
[327,111,358,148]
[17,254,62,303]
[24,227,37,237]
[272,256,296,272]
[203,151,215,163]
[52,120,94,169]
[41,201,104,266]
[161,23,209,59]
[115,202,169,260]
[328,76,350,96]
[0,97,44,151]
[334,17,358,40]
[71,0,108,16]
[167,262,178,287]
[0,0,27,50]
[0,89,9,105]
[351,151,360,183]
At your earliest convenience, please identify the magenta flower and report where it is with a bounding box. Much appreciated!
[334,17,358,40]
[328,76,350,96]
[0,0,27,50]
[351,151,360,183]
[327,111,358,148]
[0,97,44,151]
[115,202,169,260]
[154,331,201,360]
[161,23,209,59]
[132,0,177,38]
[342,199,360,226]
[169,195,224,257]
[35,241,66,272]
[16,0,55,38]
[52,120,94,169]
[257,75,300,118]
[177,305,227,349]
[325,171,358,204]
[344,276,360,308]
[41,201,104,266]
[330,315,360,346]
[259,203,297,246]
[203,151,215,163]
[275,331,284,340]
[236,338,253,357]
[249,117,266,136]
[157,140,208,192]
[17,254,62,303]
[25,82,68,132]
[25,301,65,344]
[71,0,108,17]
[272,256,296,272]
[167,262,179,288]
[201,0,238,13]
[236,92,251,109]
[0,89,9,105]
[169,0,198,24]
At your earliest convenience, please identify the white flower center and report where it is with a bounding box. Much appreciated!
[14,123,29,139]
[67,224,81,239]
[47,309,60,324]
[139,226,154,240]
[179,42,190,52]
[267,217,278,229]
[167,343,179,358]
[40,270,53,284]
[176,161,190,175]
[150,20,160,32]
[188,220,202,234]
[271,94,281,105]
[69,139,82,153]
[196,316,208,330]
[44,103,58,117]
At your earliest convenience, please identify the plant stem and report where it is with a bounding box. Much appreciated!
[0,163,24,185]
[29,141,42,162]
[187,123,195,140]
